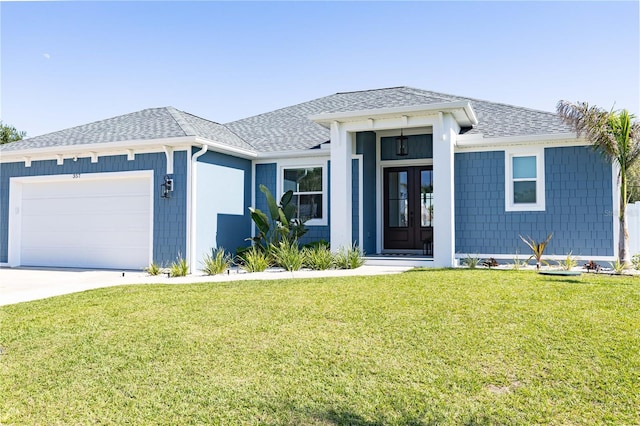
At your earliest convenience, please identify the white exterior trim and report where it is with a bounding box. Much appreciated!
[188,145,209,273]
[276,157,329,227]
[8,170,154,268]
[310,101,478,127]
[504,146,546,212]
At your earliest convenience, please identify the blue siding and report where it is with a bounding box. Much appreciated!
[0,151,188,265]
[194,150,252,258]
[356,131,377,254]
[454,146,613,256]
[381,134,433,160]
[352,158,359,246]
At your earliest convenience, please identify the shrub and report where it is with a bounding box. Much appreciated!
[463,254,480,269]
[557,252,578,271]
[271,239,304,271]
[632,254,640,270]
[303,244,334,270]
[169,255,189,277]
[240,246,270,272]
[334,244,365,270]
[144,262,163,276]
[610,259,625,275]
[200,247,232,275]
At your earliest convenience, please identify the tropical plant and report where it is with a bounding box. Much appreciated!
[270,239,304,271]
[519,233,553,269]
[557,251,578,271]
[303,243,334,270]
[200,247,232,275]
[248,185,307,250]
[144,261,163,276]
[610,258,625,275]
[632,254,640,270]
[169,254,189,277]
[557,101,640,266]
[239,246,270,272]
[334,244,365,270]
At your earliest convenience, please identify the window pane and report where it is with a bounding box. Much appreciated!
[388,171,408,227]
[284,168,322,193]
[294,194,323,221]
[514,181,537,203]
[421,170,433,227]
[513,156,536,179]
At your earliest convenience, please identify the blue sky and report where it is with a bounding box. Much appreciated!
[1,1,639,137]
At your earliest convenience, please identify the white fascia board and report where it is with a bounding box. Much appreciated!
[0,136,196,163]
[256,148,330,160]
[193,137,257,159]
[309,101,478,127]
[455,132,586,151]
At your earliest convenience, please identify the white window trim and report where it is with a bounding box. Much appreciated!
[505,147,546,212]
[277,159,328,226]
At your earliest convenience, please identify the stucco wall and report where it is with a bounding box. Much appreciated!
[194,150,252,260]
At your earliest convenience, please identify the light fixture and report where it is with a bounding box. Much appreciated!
[161,175,174,198]
[396,129,408,156]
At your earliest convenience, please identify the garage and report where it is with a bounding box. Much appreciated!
[8,171,153,270]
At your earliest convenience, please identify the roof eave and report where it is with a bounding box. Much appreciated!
[308,101,479,128]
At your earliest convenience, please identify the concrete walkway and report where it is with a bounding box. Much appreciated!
[0,265,413,306]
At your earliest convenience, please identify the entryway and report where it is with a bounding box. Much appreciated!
[383,166,433,255]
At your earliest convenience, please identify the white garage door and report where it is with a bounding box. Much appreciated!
[15,172,152,270]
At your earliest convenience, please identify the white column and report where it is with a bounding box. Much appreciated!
[330,121,353,250]
[432,113,458,267]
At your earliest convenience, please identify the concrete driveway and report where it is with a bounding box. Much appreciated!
[0,265,412,306]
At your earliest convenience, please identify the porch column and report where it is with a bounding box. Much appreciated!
[432,113,458,267]
[330,121,353,250]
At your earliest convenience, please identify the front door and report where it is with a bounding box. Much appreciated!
[383,166,433,254]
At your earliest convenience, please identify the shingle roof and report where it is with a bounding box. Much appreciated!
[1,87,573,155]
[0,107,254,152]
[225,86,574,151]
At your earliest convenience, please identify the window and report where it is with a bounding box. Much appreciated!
[505,148,545,211]
[282,166,325,223]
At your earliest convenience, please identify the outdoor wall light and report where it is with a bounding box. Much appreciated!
[396,129,408,156]
[161,175,174,198]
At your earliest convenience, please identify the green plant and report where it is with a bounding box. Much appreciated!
[557,251,578,271]
[334,243,365,269]
[270,239,304,271]
[512,251,527,270]
[610,258,625,275]
[632,254,640,270]
[200,247,232,275]
[520,233,553,269]
[248,185,307,249]
[303,243,334,270]
[463,254,480,269]
[169,255,189,277]
[239,246,270,273]
[144,261,163,276]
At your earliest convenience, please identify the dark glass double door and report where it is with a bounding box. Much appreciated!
[384,166,433,254]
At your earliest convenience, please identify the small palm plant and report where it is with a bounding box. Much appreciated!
[200,247,232,275]
[519,233,553,270]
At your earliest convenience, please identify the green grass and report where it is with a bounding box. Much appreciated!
[1,270,639,424]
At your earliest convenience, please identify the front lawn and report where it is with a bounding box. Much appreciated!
[1,270,638,424]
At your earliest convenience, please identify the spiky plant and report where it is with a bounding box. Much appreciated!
[519,233,553,270]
